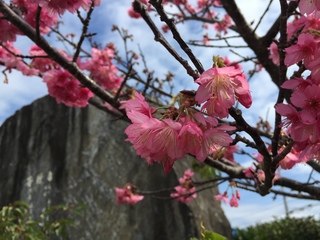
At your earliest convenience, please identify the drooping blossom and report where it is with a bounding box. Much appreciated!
[195,66,252,118]
[115,184,144,205]
[214,192,229,203]
[229,194,239,207]
[278,149,301,170]
[268,42,280,65]
[243,167,254,178]
[122,106,184,173]
[235,189,240,200]
[178,119,203,156]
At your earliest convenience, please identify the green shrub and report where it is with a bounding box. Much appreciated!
[0,201,86,240]
[233,216,320,240]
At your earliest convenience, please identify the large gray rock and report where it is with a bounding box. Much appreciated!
[0,96,232,240]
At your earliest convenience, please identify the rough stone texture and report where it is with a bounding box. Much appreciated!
[0,96,232,240]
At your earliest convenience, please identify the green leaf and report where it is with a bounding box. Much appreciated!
[192,161,221,180]
[202,230,227,240]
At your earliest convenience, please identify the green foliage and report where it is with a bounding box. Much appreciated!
[0,201,86,240]
[233,216,320,240]
[190,230,227,240]
[192,160,221,180]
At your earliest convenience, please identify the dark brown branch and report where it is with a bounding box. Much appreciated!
[72,1,96,62]
[149,0,204,74]
[272,0,289,158]
[229,107,270,158]
[132,0,199,80]
[35,6,41,40]
[274,177,320,200]
[220,0,280,88]
[261,1,299,47]
[204,157,245,179]
[253,0,274,34]
[307,160,320,174]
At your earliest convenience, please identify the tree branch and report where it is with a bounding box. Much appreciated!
[0,1,123,112]
[220,0,280,88]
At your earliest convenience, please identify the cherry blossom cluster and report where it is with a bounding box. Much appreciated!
[0,0,100,43]
[289,0,320,16]
[214,182,240,207]
[121,91,235,174]
[273,2,320,161]
[34,0,100,15]
[80,45,123,91]
[121,58,252,173]
[0,43,39,77]
[115,184,144,205]
[195,60,252,118]
[170,169,197,203]
[43,69,93,107]
[0,0,57,42]
[34,45,123,107]
[128,0,231,35]
[0,0,125,108]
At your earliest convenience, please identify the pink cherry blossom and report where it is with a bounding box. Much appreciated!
[290,84,320,124]
[181,169,194,179]
[171,186,197,203]
[120,92,156,119]
[229,194,239,207]
[268,42,280,65]
[178,121,203,156]
[0,42,39,76]
[171,169,197,203]
[214,192,229,203]
[196,126,234,161]
[43,69,93,107]
[13,0,58,33]
[148,119,184,161]
[284,33,318,67]
[195,66,252,117]
[0,17,19,42]
[275,103,313,142]
[243,167,254,178]
[35,0,98,15]
[115,185,144,205]
[279,150,300,170]
[200,97,229,118]
[128,7,141,18]
[124,116,184,173]
[213,14,232,34]
[298,0,320,15]
[80,47,123,91]
[235,189,240,200]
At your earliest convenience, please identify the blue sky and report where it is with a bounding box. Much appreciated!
[1,0,320,229]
